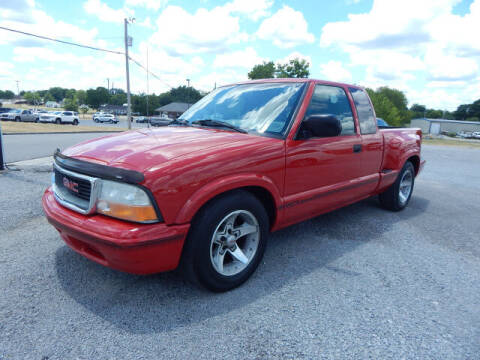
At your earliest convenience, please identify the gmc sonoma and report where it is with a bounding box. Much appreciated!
[43,79,425,291]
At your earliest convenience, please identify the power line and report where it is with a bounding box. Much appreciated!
[0,25,175,90]
[0,26,124,55]
[128,55,174,89]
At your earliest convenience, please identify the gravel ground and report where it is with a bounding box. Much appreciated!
[0,144,479,360]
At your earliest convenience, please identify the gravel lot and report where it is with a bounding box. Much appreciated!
[1,144,479,359]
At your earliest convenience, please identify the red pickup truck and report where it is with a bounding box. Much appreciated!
[43,79,425,291]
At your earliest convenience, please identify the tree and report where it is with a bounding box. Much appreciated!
[48,87,67,102]
[24,91,41,105]
[169,86,202,103]
[248,61,275,79]
[86,87,110,109]
[44,92,55,102]
[376,87,408,112]
[0,90,15,99]
[367,89,402,126]
[276,58,310,78]
[79,104,89,118]
[76,90,87,105]
[64,97,78,112]
[425,109,443,119]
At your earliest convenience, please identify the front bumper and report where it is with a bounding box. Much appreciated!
[42,187,190,274]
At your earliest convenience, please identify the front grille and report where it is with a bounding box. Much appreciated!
[54,168,91,201]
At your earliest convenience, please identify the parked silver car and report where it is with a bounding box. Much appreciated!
[0,109,38,122]
[94,113,118,124]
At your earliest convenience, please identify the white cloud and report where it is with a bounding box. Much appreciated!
[224,0,273,21]
[320,61,352,82]
[0,1,100,47]
[257,5,314,48]
[149,5,248,56]
[125,0,168,11]
[277,51,312,67]
[319,0,480,107]
[213,47,264,69]
[83,0,133,24]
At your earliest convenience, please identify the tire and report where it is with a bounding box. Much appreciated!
[35,118,39,123]
[55,118,61,124]
[73,119,78,125]
[15,117,20,122]
[181,190,269,292]
[379,161,415,211]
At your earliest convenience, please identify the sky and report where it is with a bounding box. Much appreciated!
[0,0,479,110]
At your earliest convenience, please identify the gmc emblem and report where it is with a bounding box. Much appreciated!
[63,177,79,193]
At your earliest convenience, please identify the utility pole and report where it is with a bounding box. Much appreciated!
[106,78,110,93]
[0,120,5,171]
[146,46,149,118]
[124,17,134,130]
[15,80,20,95]
[186,78,190,87]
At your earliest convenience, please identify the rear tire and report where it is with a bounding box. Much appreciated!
[15,117,20,122]
[181,190,269,292]
[379,161,415,211]
[73,119,78,125]
[55,118,61,124]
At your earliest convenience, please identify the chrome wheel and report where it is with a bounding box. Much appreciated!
[210,210,260,277]
[399,169,413,205]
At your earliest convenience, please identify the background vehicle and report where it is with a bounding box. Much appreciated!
[134,116,149,123]
[150,116,172,127]
[377,118,389,127]
[43,79,425,292]
[0,109,22,121]
[0,107,14,114]
[39,111,79,125]
[94,113,118,124]
[1,109,38,122]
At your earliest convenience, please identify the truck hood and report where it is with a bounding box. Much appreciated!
[62,126,265,173]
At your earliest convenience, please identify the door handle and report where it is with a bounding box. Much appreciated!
[353,144,362,153]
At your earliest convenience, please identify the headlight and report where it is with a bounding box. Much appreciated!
[96,180,159,223]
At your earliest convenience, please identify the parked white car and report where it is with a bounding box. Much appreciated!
[39,111,79,125]
[94,113,118,124]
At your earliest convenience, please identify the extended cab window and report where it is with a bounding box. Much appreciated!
[304,85,355,136]
[349,88,377,134]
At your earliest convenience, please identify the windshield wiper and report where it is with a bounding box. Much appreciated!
[191,119,247,133]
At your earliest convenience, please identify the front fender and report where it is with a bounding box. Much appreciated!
[174,173,283,225]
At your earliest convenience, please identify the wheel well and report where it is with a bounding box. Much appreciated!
[407,155,420,175]
[191,186,277,230]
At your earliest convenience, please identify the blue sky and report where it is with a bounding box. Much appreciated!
[1,0,479,110]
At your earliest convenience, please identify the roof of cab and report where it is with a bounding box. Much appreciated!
[223,78,364,90]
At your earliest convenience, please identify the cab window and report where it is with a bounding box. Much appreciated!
[349,88,377,134]
[304,85,355,136]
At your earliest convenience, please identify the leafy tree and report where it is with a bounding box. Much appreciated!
[48,87,67,102]
[276,58,310,78]
[0,90,15,99]
[65,89,76,99]
[44,92,55,102]
[410,104,426,113]
[367,89,402,126]
[425,109,443,119]
[24,91,41,105]
[110,92,127,106]
[79,104,89,118]
[76,90,87,105]
[169,86,202,103]
[86,87,110,109]
[248,61,276,79]
[64,97,78,112]
[376,87,408,111]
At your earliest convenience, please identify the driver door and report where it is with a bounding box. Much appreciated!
[283,84,364,225]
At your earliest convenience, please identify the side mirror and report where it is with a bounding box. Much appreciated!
[298,114,342,139]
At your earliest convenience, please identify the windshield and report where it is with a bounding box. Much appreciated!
[178,82,306,136]
[11,109,21,113]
